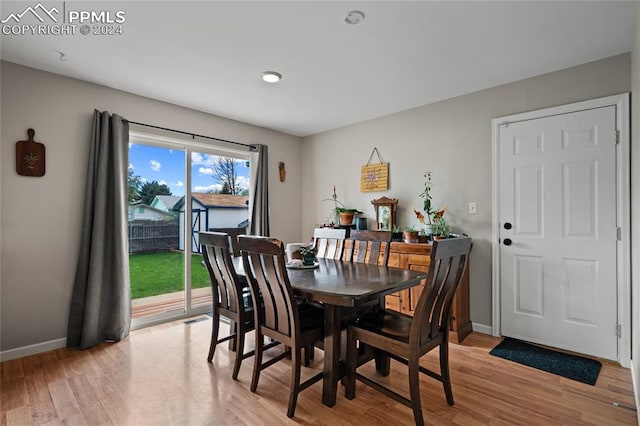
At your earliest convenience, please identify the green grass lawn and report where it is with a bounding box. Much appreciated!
[129,251,210,299]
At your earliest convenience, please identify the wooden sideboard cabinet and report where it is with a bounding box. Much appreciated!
[385,242,471,344]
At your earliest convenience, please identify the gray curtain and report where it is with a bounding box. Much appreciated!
[249,144,270,236]
[67,110,131,349]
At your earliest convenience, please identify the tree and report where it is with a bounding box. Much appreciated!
[127,168,142,202]
[212,157,241,195]
[139,180,172,205]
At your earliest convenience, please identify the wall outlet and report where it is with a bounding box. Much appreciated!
[468,202,477,215]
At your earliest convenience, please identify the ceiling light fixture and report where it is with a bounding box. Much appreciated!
[261,71,282,83]
[344,10,365,25]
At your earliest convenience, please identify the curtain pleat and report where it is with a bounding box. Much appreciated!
[67,110,131,349]
[249,144,270,236]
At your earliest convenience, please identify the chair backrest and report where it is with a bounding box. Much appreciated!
[200,232,245,315]
[344,230,393,266]
[412,237,472,345]
[313,228,347,260]
[209,227,247,257]
[238,235,299,343]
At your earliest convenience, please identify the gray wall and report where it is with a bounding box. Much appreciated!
[0,61,303,352]
[301,54,631,328]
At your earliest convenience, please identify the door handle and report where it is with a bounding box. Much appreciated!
[504,222,512,230]
[503,238,512,246]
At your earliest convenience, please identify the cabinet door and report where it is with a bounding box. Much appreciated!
[406,255,429,314]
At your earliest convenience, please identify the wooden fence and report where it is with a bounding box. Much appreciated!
[128,220,179,253]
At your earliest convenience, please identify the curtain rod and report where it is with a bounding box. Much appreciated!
[126,120,256,150]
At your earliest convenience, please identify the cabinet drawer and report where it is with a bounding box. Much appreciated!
[408,254,430,268]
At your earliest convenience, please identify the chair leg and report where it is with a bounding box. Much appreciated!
[229,321,237,351]
[304,344,313,367]
[374,349,391,376]
[440,341,454,405]
[287,345,302,418]
[250,328,264,392]
[345,327,357,400]
[207,314,220,362]
[307,343,315,360]
[231,321,246,380]
[408,358,425,426]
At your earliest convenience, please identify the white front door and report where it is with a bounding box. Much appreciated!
[499,105,618,360]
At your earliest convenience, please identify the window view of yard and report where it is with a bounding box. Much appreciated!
[127,141,250,320]
[129,251,209,299]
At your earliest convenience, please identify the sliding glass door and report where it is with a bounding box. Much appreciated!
[128,131,250,327]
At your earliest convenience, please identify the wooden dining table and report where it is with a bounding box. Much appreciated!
[233,256,427,407]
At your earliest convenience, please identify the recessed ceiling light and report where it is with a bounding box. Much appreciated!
[261,71,282,83]
[344,10,365,25]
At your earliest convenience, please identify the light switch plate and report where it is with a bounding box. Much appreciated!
[468,202,477,215]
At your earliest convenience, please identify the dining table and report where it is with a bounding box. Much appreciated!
[233,256,428,407]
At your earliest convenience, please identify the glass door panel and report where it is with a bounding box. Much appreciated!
[189,151,250,309]
[128,143,185,320]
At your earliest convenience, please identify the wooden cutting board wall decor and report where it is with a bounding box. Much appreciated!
[16,128,45,177]
[360,147,388,192]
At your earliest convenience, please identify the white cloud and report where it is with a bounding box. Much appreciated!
[140,177,148,183]
[236,175,250,190]
[191,152,216,166]
[199,167,214,176]
[150,160,161,171]
[194,183,222,193]
[159,180,168,186]
[174,181,184,187]
[128,163,134,170]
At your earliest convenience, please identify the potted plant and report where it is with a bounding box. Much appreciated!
[431,208,451,239]
[297,244,317,265]
[336,207,362,226]
[392,225,403,241]
[403,225,419,243]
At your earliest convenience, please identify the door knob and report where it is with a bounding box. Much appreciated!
[503,238,512,246]
[504,222,512,230]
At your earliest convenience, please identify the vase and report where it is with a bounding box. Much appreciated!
[403,230,419,243]
[339,212,355,226]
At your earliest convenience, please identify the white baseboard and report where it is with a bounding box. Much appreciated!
[472,322,492,336]
[0,337,67,362]
[631,361,640,423]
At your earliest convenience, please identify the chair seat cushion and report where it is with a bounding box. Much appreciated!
[352,310,412,343]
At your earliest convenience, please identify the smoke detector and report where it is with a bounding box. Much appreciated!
[344,10,365,25]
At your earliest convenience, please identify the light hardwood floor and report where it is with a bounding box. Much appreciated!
[1,317,636,425]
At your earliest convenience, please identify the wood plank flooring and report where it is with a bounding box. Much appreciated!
[1,317,636,425]
[131,289,213,319]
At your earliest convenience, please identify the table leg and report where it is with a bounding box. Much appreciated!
[322,304,341,407]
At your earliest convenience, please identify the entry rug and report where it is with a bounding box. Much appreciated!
[489,337,602,385]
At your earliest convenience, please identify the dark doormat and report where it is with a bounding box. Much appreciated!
[489,337,602,385]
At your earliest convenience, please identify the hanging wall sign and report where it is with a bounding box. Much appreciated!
[360,147,388,192]
[16,128,45,177]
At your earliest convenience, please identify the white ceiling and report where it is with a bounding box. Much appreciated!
[1,1,637,137]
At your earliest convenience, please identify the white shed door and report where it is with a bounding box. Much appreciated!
[499,106,617,360]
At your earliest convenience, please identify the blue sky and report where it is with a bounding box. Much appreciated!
[129,144,250,197]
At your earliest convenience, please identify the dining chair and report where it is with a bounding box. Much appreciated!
[344,237,472,426]
[208,226,247,257]
[238,235,325,418]
[313,227,347,260]
[200,231,255,380]
[345,229,393,266]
